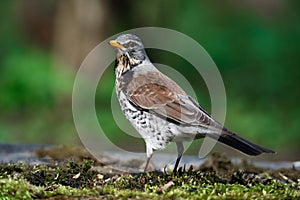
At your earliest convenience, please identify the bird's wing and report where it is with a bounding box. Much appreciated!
[128,81,222,130]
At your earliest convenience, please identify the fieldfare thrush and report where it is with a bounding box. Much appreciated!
[109,33,275,173]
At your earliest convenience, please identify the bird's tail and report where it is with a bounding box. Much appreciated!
[211,131,275,156]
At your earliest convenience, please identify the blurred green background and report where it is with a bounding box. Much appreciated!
[0,0,299,159]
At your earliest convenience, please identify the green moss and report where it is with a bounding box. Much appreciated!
[0,177,100,199]
[0,157,299,199]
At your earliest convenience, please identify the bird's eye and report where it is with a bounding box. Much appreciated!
[128,42,135,48]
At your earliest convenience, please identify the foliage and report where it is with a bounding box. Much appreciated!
[0,1,300,154]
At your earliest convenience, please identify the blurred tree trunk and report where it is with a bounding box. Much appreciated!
[53,0,110,72]
[51,0,111,143]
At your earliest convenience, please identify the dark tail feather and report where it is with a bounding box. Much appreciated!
[216,133,275,156]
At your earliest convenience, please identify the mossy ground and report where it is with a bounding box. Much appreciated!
[0,146,299,199]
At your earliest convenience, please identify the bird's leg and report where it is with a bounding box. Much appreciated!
[144,144,153,173]
[173,142,184,173]
[144,154,153,173]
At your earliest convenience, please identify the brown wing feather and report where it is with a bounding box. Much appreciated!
[126,71,225,131]
[128,84,215,129]
[129,83,192,124]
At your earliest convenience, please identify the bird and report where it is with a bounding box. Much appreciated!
[109,33,275,173]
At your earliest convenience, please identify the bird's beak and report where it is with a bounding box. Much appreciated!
[109,40,124,49]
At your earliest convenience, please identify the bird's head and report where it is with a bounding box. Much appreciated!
[109,34,148,67]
